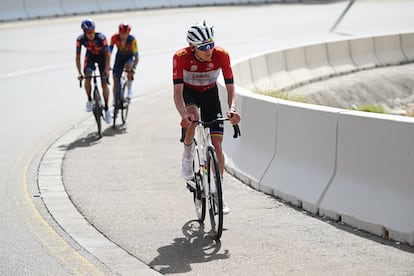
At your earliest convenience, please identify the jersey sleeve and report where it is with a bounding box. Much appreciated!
[109,34,116,53]
[216,47,234,84]
[131,37,138,55]
[97,33,110,56]
[172,48,188,85]
[103,36,111,56]
[76,35,83,57]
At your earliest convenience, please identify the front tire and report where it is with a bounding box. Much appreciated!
[121,82,128,124]
[206,146,223,240]
[193,173,206,222]
[93,89,102,138]
[112,82,121,129]
[193,145,206,222]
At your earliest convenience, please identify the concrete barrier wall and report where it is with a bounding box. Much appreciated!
[349,37,379,70]
[304,43,335,81]
[374,34,407,66]
[244,33,411,93]
[133,0,171,9]
[60,0,101,15]
[250,54,275,92]
[24,0,64,18]
[260,102,341,215]
[0,0,309,22]
[220,86,278,186]
[0,0,27,21]
[326,40,357,75]
[285,47,315,85]
[319,112,414,245]
[233,59,255,91]
[97,0,135,12]
[266,50,295,91]
[219,32,414,245]
[401,32,414,61]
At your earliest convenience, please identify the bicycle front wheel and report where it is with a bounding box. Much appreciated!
[121,82,128,124]
[193,144,206,222]
[206,146,223,240]
[113,82,121,128]
[93,89,102,138]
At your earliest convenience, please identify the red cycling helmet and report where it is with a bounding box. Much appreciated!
[119,23,131,34]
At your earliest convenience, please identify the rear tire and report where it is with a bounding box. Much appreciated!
[206,146,223,240]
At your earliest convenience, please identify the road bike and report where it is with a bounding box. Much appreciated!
[112,68,130,128]
[79,66,109,138]
[185,118,241,240]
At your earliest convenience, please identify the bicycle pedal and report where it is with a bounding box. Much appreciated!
[186,182,196,193]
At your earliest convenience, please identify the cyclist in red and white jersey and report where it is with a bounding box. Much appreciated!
[173,21,241,214]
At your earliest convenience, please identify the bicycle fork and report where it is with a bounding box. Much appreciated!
[202,158,213,209]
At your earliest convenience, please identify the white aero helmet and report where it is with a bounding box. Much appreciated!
[186,21,214,46]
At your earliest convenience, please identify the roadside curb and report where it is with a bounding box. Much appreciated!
[38,116,162,275]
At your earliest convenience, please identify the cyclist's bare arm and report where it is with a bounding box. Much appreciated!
[173,83,194,128]
[76,55,82,80]
[225,83,237,111]
[225,83,241,124]
[104,54,111,76]
[133,52,139,70]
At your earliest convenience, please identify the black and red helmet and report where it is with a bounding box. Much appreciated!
[119,23,131,34]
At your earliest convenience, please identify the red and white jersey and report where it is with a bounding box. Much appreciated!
[173,46,234,93]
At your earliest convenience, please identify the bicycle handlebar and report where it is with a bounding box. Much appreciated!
[192,118,241,139]
[110,68,135,81]
[79,75,110,88]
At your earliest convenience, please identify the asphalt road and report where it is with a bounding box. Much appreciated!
[1,1,414,275]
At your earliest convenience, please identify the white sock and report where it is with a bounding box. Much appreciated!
[183,142,193,159]
[127,80,133,97]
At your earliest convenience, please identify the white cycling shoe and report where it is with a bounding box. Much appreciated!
[105,109,112,124]
[85,100,93,112]
[222,200,230,215]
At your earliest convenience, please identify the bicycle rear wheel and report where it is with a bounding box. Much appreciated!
[93,88,102,138]
[206,146,223,240]
[121,82,129,124]
[193,144,206,222]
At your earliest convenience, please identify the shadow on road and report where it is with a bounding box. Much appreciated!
[149,220,230,274]
[60,124,128,151]
[102,124,128,137]
[60,132,102,151]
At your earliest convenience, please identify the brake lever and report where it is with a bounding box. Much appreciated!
[232,124,241,139]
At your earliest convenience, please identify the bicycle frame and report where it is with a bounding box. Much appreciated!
[193,123,212,195]
[188,117,240,240]
[117,69,128,101]
[79,65,106,137]
[113,69,130,128]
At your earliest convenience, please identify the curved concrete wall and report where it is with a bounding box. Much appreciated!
[0,0,314,21]
[234,33,413,93]
[219,32,414,246]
